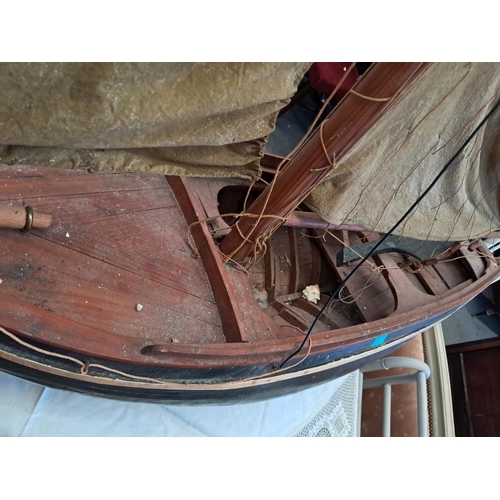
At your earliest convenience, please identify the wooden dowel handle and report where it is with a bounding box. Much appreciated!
[0,205,52,230]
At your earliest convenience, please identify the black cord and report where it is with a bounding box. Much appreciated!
[278,98,500,369]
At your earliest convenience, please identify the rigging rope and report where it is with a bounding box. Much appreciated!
[278,97,500,369]
[220,63,358,266]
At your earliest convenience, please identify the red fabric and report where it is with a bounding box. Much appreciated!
[308,63,359,98]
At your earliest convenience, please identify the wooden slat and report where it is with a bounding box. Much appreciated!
[167,176,249,343]
[433,259,471,289]
[456,245,486,280]
[312,230,395,323]
[1,164,169,199]
[413,262,450,295]
[371,253,436,311]
[277,307,309,332]
[287,227,300,294]
[310,233,322,286]
[0,164,83,177]
[260,153,287,174]
[318,294,353,329]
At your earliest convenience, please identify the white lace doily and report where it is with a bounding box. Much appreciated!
[295,371,361,437]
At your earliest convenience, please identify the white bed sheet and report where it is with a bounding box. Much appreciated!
[0,371,360,437]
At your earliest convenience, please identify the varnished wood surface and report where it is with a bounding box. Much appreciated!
[0,164,225,348]
[1,163,500,372]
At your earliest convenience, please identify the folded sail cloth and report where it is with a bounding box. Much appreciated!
[305,62,500,241]
[1,62,499,241]
[0,62,310,179]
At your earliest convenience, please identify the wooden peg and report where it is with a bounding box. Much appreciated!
[0,205,52,230]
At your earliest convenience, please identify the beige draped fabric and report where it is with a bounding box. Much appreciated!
[1,62,499,241]
[305,62,500,241]
[0,62,310,179]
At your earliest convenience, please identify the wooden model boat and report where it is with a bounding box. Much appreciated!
[0,62,499,403]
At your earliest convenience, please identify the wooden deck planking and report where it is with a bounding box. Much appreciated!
[0,228,225,344]
[1,169,216,301]
[0,164,86,177]
[0,163,171,198]
[28,203,214,301]
[0,292,154,363]
[5,187,179,228]
[0,165,227,344]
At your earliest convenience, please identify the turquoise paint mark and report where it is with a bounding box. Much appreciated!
[371,334,388,347]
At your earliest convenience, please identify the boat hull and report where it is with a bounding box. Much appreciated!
[0,308,456,404]
[1,165,499,404]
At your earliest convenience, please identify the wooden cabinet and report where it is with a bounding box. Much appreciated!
[447,336,500,436]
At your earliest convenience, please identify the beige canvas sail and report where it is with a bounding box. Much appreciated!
[0,62,310,179]
[306,62,500,241]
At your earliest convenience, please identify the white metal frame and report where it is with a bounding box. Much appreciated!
[359,356,431,437]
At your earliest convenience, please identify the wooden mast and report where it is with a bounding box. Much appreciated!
[219,62,432,263]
